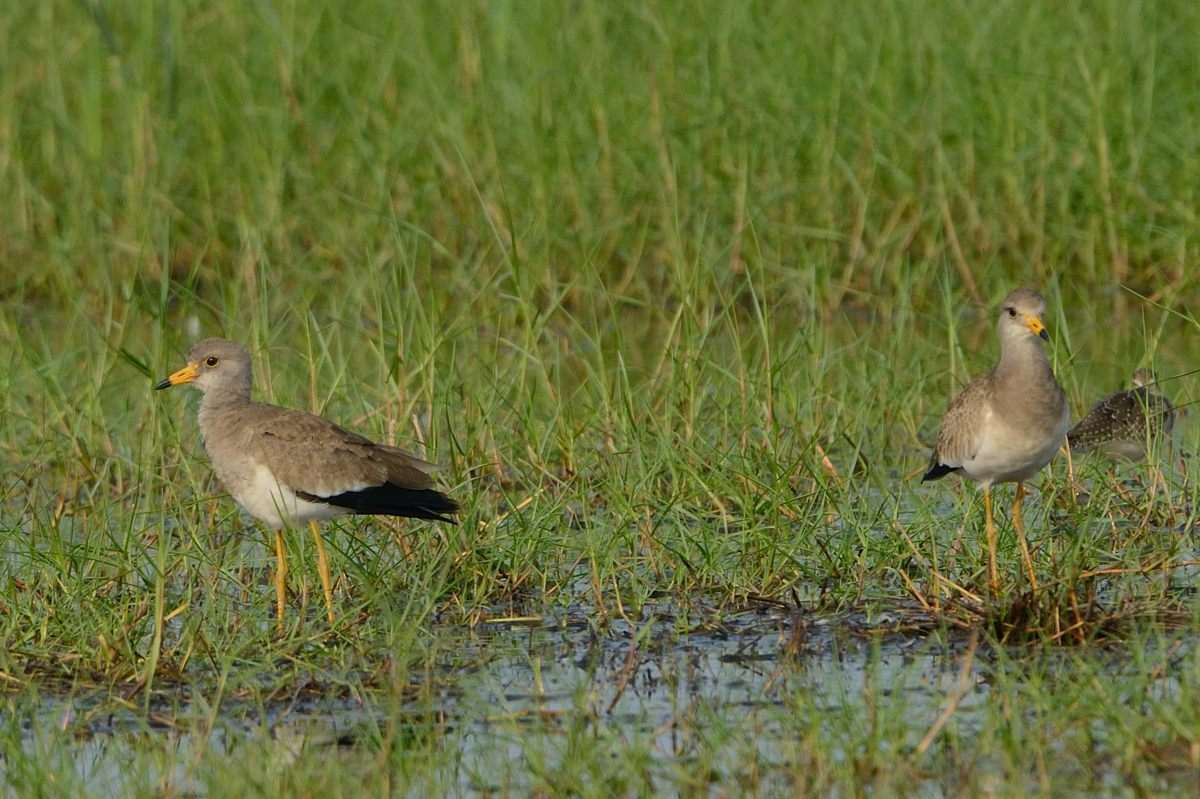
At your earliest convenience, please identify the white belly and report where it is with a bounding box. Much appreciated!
[961,405,1070,486]
[231,464,348,529]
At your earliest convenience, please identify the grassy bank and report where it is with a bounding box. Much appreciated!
[2,0,1199,794]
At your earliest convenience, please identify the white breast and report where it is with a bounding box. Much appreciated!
[961,403,1070,486]
[231,464,349,529]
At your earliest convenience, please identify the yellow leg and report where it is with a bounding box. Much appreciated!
[273,529,288,631]
[1012,482,1039,594]
[984,486,999,599]
[309,520,335,625]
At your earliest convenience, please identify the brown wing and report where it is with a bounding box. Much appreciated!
[244,404,458,522]
[1068,387,1173,452]
[925,375,991,477]
[246,406,437,498]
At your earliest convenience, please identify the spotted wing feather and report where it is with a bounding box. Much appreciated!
[1068,387,1174,453]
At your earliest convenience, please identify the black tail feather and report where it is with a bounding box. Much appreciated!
[301,483,459,523]
[921,463,958,482]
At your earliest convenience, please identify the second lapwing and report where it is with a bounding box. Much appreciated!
[1068,368,1175,462]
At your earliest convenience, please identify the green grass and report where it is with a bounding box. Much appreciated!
[2,0,1200,794]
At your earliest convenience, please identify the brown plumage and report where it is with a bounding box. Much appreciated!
[155,337,458,626]
[1068,368,1175,462]
[923,288,1069,487]
[922,288,1069,598]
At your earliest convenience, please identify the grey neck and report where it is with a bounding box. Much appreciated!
[995,334,1052,382]
[199,384,252,413]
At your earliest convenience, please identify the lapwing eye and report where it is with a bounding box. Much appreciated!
[1005,307,1017,318]
[206,356,219,367]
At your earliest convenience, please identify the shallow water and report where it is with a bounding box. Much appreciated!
[6,589,1198,796]
[6,601,989,795]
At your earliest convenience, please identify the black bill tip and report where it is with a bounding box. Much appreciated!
[154,378,173,391]
[1038,329,1050,342]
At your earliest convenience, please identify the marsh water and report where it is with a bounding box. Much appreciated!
[5,488,1199,795]
[11,600,998,795]
[8,588,1200,797]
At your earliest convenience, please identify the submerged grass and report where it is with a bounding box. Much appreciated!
[3,0,1200,794]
